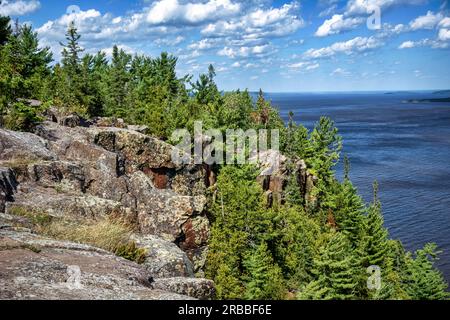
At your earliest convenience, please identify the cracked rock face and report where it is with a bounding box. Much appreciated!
[0,120,215,299]
[0,123,210,255]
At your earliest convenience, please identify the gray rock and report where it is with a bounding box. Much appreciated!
[0,128,56,162]
[153,277,215,300]
[0,228,194,300]
[132,234,194,278]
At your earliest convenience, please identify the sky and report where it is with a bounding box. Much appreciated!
[1,0,449,92]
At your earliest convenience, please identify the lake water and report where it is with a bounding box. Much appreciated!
[264,91,450,284]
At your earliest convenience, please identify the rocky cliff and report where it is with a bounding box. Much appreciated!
[0,114,316,300]
[0,116,215,300]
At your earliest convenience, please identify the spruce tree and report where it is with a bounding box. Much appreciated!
[243,242,286,300]
[334,156,365,247]
[361,182,389,268]
[404,243,449,300]
[105,45,131,117]
[299,232,359,300]
[60,21,83,75]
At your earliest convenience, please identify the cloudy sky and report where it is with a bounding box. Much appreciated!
[1,0,449,92]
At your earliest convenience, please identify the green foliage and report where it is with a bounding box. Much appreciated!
[243,242,286,300]
[361,182,389,268]
[299,232,359,300]
[0,21,52,129]
[403,243,449,300]
[3,101,46,131]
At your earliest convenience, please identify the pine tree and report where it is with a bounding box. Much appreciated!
[59,22,86,114]
[105,45,131,117]
[308,116,342,180]
[361,182,389,268]
[243,242,286,300]
[299,232,359,300]
[404,243,449,300]
[60,21,83,75]
[334,156,365,247]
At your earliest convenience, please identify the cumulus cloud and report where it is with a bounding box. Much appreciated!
[398,40,415,49]
[398,38,449,49]
[410,11,444,30]
[304,36,382,59]
[288,61,320,70]
[146,0,241,25]
[400,11,450,49]
[217,44,273,58]
[201,2,303,39]
[345,0,426,16]
[438,28,450,41]
[315,14,364,37]
[0,0,40,16]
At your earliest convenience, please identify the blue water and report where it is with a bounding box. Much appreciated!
[265,91,450,284]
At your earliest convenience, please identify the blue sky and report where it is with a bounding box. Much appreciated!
[1,0,449,92]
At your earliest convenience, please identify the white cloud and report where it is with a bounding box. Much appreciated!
[398,38,449,49]
[315,14,364,37]
[439,17,450,28]
[345,0,426,16]
[201,2,303,39]
[0,0,40,16]
[306,63,320,70]
[218,44,272,58]
[438,28,450,41]
[154,35,185,46]
[398,40,415,49]
[304,36,382,59]
[410,11,443,30]
[146,0,241,25]
[100,44,135,58]
[331,67,350,76]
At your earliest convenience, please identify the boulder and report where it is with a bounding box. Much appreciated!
[153,277,215,300]
[129,172,207,242]
[132,235,194,278]
[0,128,56,162]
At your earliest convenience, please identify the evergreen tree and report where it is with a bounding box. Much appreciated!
[299,232,359,300]
[308,116,342,180]
[243,242,286,300]
[404,243,449,300]
[334,156,365,247]
[361,182,389,268]
[60,21,83,75]
[105,45,131,117]
[58,22,86,114]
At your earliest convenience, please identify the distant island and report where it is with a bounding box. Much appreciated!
[432,90,450,95]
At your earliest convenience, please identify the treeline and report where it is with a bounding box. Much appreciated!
[0,17,448,300]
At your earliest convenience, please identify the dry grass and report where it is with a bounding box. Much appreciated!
[8,207,147,264]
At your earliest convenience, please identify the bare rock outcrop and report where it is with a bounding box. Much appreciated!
[0,228,194,300]
[0,119,215,300]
